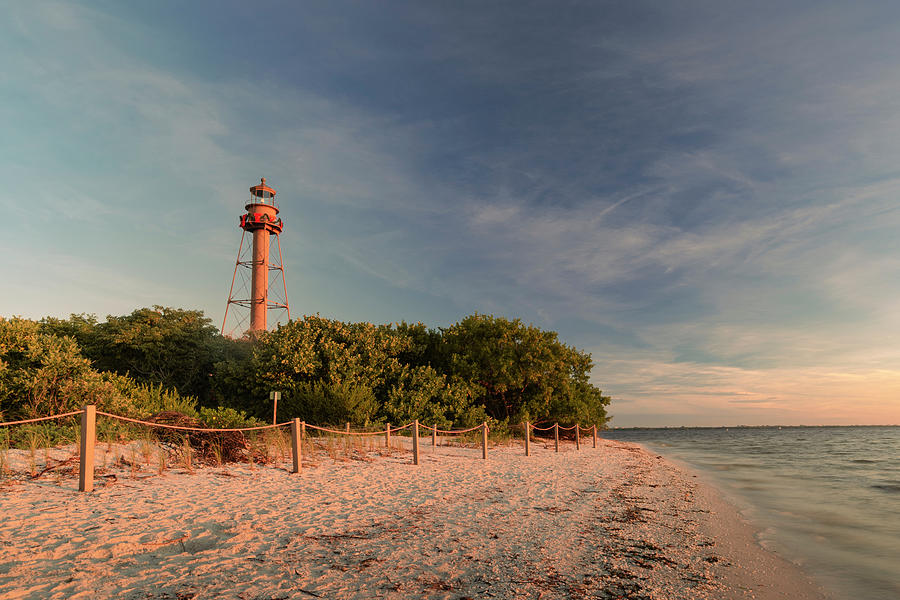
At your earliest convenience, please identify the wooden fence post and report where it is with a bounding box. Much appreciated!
[301,421,306,439]
[554,422,559,453]
[78,404,96,493]
[413,420,420,465]
[482,422,488,460]
[432,425,437,447]
[524,421,530,456]
[593,424,597,448]
[386,423,391,448]
[576,425,580,450]
[291,418,301,473]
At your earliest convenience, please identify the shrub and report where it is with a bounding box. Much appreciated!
[198,406,260,429]
[0,317,118,419]
[279,380,379,427]
[1,318,204,446]
[382,366,483,429]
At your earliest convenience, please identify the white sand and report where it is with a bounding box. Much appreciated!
[0,437,831,599]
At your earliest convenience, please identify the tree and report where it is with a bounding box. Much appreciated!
[251,315,410,395]
[0,317,200,422]
[247,316,489,426]
[28,307,612,428]
[38,313,99,352]
[279,380,379,426]
[383,365,483,428]
[1,317,114,419]
[208,337,257,414]
[42,307,224,404]
[244,313,611,427]
[440,314,609,426]
[393,321,443,369]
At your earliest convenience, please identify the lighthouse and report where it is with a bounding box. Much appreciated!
[222,178,290,337]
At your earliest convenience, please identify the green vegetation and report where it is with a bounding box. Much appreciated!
[0,315,257,446]
[39,307,226,404]
[1,308,611,446]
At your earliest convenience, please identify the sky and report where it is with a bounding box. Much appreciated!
[2,1,900,427]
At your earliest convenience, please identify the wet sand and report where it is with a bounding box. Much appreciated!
[0,437,830,599]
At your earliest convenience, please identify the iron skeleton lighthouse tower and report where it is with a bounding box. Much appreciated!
[223,178,290,337]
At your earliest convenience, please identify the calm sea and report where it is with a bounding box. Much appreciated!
[601,426,900,600]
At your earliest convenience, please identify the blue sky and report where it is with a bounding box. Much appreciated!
[3,1,900,426]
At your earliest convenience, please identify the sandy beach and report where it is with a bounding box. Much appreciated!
[0,437,830,600]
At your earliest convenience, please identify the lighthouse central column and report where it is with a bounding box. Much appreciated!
[250,228,270,333]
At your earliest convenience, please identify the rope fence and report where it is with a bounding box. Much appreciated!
[0,407,602,493]
[97,411,292,432]
[0,411,82,427]
[431,425,483,434]
[304,423,387,436]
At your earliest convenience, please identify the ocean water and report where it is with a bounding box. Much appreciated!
[601,426,900,600]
